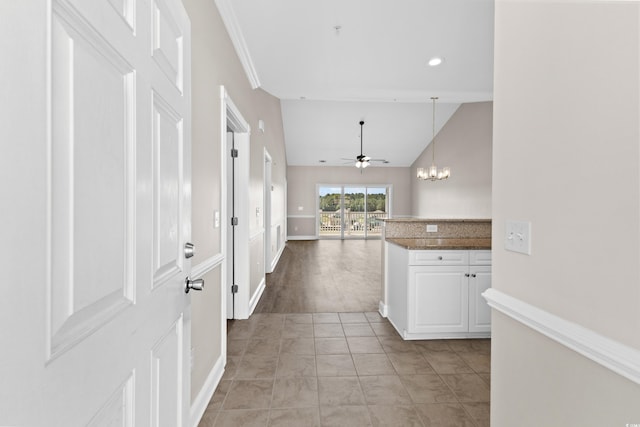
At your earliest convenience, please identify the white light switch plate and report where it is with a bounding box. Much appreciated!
[505,220,531,255]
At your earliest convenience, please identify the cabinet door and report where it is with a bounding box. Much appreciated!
[408,266,469,334]
[469,265,492,333]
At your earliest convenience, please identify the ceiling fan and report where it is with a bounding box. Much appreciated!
[342,121,388,169]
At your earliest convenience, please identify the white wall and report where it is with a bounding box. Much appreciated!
[286,166,412,238]
[492,2,640,425]
[410,102,493,218]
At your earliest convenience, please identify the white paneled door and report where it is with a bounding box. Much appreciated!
[0,0,192,425]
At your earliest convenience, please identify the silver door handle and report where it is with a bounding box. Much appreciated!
[184,242,195,258]
[185,277,204,293]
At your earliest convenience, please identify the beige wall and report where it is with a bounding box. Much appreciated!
[410,102,493,218]
[286,166,412,238]
[492,2,640,425]
[182,0,287,404]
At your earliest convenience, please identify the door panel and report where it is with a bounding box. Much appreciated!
[49,0,136,359]
[0,0,191,425]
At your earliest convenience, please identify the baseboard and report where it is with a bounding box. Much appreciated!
[378,301,388,318]
[483,288,640,386]
[286,235,318,240]
[249,277,266,316]
[270,243,285,272]
[190,353,225,427]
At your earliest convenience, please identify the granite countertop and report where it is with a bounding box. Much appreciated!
[382,218,491,223]
[386,237,492,250]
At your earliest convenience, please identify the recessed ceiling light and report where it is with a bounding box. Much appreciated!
[428,57,443,67]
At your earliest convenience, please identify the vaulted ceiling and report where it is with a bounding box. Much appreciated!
[216,0,495,167]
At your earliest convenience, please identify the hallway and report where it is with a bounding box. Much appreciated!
[255,240,382,313]
[199,241,490,426]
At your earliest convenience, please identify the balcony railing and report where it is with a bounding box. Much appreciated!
[319,211,387,236]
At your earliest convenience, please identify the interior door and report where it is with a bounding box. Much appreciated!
[0,0,193,425]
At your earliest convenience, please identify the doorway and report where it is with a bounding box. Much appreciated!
[317,185,390,239]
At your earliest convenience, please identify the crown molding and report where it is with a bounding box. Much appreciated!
[214,0,261,89]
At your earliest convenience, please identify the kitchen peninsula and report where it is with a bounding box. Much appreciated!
[380,219,492,340]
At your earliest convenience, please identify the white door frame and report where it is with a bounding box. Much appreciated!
[220,87,252,319]
[264,148,273,273]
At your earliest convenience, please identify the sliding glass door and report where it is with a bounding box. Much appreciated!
[318,185,389,239]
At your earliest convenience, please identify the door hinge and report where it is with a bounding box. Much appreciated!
[231,284,238,293]
[231,217,238,226]
[230,148,238,158]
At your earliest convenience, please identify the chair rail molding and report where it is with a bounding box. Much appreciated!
[483,288,640,385]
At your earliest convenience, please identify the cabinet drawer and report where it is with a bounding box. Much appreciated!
[469,250,492,265]
[409,250,468,266]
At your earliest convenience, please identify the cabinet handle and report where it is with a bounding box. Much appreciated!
[465,273,470,277]
[438,256,443,260]
[471,274,476,278]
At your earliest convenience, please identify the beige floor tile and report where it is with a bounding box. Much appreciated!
[314,323,345,337]
[315,337,350,355]
[316,354,357,376]
[227,321,255,340]
[458,353,491,374]
[387,352,435,375]
[251,323,283,339]
[339,312,368,323]
[268,407,320,427]
[280,338,315,355]
[378,336,419,354]
[285,313,314,324]
[318,376,366,406]
[462,402,490,427]
[414,340,452,353]
[320,405,372,427]
[400,374,458,404]
[370,322,398,337]
[197,408,217,427]
[313,312,341,323]
[245,339,281,357]
[343,323,376,337]
[282,321,314,338]
[364,312,385,323]
[352,354,396,376]
[202,380,231,413]
[422,350,474,374]
[440,374,490,403]
[227,339,247,357]
[347,337,384,353]
[447,339,491,355]
[213,409,269,427]
[235,355,278,379]
[478,373,491,386]
[271,377,318,408]
[367,405,423,427]
[358,375,412,405]
[414,403,476,427]
[222,380,273,410]
[276,354,317,377]
[221,357,239,381]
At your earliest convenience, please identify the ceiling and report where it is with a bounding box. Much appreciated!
[216,0,495,167]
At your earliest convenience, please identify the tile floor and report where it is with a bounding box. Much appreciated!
[198,312,490,427]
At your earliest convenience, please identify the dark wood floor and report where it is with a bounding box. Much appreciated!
[254,240,382,313]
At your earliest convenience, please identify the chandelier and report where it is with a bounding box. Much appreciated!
[417,97,450,181]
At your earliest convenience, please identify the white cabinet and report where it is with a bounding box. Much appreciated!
[387,244,491,340]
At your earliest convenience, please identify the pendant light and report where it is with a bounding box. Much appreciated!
[417,97,450,181]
